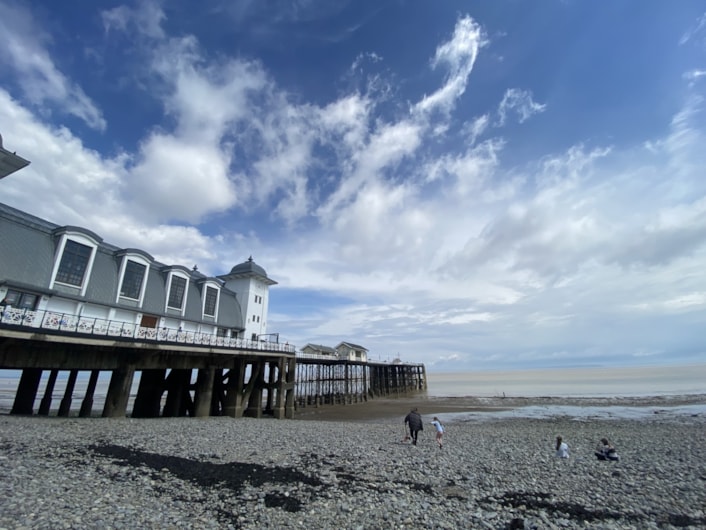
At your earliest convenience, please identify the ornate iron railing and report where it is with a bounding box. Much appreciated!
[0,306,295,353]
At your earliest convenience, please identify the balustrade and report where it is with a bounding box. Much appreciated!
[0,306,295,354]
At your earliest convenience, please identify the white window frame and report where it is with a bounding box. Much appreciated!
[165,271,190,315]
[50,233,99,296]
[116,254,151,305]
[202,282,220,318]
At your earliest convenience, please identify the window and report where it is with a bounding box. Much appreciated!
[204,286,218,316]
[120,261,146,299]
[2,289,38,310]
[167,276,187,309]
[55,240,92,286]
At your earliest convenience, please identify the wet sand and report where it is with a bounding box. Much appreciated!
[293,393,706,422]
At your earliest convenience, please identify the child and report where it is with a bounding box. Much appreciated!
[555,436,569,458]
[430,416,444,449]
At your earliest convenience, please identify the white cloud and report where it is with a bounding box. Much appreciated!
[679,12,706,46]
[683,69,706,83]
[102,2,165,40]
[462,114,490,145]
[497,88,546,126]
[317,119,423,220]
[128,134,238,223]
[414,15,485,116]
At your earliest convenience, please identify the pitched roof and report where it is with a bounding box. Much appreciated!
[335,341,368,352]
[304,343,336,354]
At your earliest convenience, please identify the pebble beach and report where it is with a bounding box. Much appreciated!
[1,396,706,530]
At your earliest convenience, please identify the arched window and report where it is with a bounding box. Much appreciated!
[50,230,101,296]
[115,250,152,305]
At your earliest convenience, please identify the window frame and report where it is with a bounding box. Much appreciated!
[116,254,151,304]
[165,271,190,313]
[202,283,220,318]
[3,289,39,310]
[50,233,99,296]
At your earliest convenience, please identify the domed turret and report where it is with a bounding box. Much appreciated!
[221,256,277,285]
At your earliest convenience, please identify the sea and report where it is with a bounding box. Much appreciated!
[1,363,705,417]
[425,363,706,398]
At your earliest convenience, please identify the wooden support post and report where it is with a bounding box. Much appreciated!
[265,361,276,413]
[38,369,59,415]
[210,368,224,416]
[58,369,79,417]
[193,367,215,417]
[223,359,245,417]
[11,368,42,415]
[79,370,100,418]
[133,369,166,418]
[244,360,264,418]
[344,363,350,403]
[162,369,192,417]
[284,357,295,418]
[272,358,286,419]
[102,367,135,418]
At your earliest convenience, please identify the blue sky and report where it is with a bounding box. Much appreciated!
[1,1,706,372]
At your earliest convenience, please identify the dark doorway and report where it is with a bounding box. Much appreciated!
[140,315,159,328]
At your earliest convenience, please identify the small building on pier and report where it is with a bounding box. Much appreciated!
[301,343,337,358]
[335,342,368,362]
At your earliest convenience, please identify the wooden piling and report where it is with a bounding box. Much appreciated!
[11,368,42,415]
[38,369,59,416]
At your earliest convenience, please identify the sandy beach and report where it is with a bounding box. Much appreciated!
[2,394,705,529]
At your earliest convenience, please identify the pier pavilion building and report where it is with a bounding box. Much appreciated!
[0,202,295,418]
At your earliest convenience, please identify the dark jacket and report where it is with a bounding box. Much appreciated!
[405,411,423,431]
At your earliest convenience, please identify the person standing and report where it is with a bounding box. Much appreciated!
[555,436,570,458]
[404,408,423,445]
[430,416,444,449]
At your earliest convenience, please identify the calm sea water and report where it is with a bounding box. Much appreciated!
[426,363,706,398]
[1,363,704,414]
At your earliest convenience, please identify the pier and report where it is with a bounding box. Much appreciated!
[1,307,427,418]
[0,307,296,419]
[294,356,426,408]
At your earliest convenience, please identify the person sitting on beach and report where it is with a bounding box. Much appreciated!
[430,416,444,449]
[404,408,423,445]
[595,438,620,461]
[555,436,569,458]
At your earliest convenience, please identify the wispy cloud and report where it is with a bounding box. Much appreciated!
[0,0,105,130]
[497,88,546,126]
[679,12,706,46]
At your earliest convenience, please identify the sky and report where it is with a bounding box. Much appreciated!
[1,1,705,373]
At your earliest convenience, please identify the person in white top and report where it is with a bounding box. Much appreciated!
[555,436,569,458]
[430,417,444,449]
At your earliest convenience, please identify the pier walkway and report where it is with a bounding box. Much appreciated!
[1,307,427,419]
